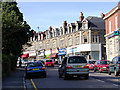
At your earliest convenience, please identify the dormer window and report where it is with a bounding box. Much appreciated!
[82,20,88,29]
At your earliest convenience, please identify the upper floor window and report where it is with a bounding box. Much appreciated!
[83,35,87,43]
[60,40,64,47]
[68,38,72,46]
[109,20,111,33]
[115,16,118,30]
[75,37,79,45]
[53,41,56,48]
[83,23,87,29]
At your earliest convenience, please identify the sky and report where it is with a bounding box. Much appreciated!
[17,2,118,32]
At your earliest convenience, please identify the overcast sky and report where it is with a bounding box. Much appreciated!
[17,2,118,32]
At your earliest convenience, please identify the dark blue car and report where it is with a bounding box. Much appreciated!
[108,55,120,76]
[25,61,46,78]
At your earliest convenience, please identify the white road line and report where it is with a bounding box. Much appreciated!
[97,79,105,82]
[112,84,118,87]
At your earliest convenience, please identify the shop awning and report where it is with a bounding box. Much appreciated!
[49,53,58,58]
[21,53,29,58]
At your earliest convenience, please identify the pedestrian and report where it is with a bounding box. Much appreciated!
[19,59,22,68]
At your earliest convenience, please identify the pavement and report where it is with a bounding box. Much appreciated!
[2,68,26,90]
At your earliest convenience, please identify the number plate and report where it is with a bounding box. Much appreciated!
[75,66,82,68]
[33,68,39,70]
[48,64,51,66]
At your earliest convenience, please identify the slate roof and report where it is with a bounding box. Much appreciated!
[86,16,105,30]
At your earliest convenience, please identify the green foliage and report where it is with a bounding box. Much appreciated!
[2,1,31,76]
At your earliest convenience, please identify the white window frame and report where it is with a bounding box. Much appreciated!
[109,20,111,33]
[115,16,118,30]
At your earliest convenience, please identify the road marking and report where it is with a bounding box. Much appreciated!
[97,79,105,82]
[113,84,118,87]
[30,79,37,90]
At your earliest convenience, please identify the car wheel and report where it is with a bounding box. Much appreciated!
[108,69,111,75]
[84,74,89,80]
[114,69,119,76]
[59,74,62,78]
[43,73,46,78]
[63,73,68,80]
[26,74,29,79]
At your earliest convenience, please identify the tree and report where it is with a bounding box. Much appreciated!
[2,1,31,76]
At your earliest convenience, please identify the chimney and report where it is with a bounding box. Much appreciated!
[49,26,52,31]
[101,13,105,18]
[79,12,84,21]
[63,21,67,26]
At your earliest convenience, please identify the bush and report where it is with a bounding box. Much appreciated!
[2,54,11,77]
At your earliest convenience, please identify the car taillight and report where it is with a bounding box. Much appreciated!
[65,65,72,69]
[84,64,89,68]
[101,66,103,68]
[42,67,45,69]
[117,64,120,67]
[27,68,30,71]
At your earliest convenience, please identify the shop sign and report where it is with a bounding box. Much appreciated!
[108,31,119,39]
[51,48,58,54]
[45,50,51,55]
[67,46,78,54]
[58,48,66,55]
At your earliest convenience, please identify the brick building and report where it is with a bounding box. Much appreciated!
[104,2,120,61]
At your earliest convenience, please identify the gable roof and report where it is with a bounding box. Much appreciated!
[86,16,105,30]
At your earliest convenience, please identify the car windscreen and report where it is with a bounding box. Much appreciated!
[27,62,43,67]
[100,61,110,65]
[88,61,96,64]
[68,57,87,63]
[46,60,52,62]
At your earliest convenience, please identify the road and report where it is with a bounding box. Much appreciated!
[25,66,120,89]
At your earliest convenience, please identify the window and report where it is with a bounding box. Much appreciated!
[75,37,79,45]
[83,23,87,29]
[53,41,56,48]
[68,57,87,63]
[109,40,112,55]
[84,35,87,43]
[115,16,118,30]
[109,20,111,33]
[115,38,119,54]
[60,40,64,47]
[68,38,72,46]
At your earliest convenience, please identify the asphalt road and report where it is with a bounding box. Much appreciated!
[25,66,120,89]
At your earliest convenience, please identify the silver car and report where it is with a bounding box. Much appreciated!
[58,56,89,80]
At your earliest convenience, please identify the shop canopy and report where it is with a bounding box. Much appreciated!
[21,53,29,58]
[49,53,58,58]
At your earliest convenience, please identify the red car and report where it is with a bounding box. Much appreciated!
[87,60,96,70]
[45,60,54,67]
[94,60,110,72]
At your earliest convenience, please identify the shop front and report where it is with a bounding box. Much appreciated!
[45,50,51,59]
[36,50,45,60]
[106,30,120,61]
[58,48,66,64]
[49,48,58,63]
[67,44,101,60]
[29,51,37,60]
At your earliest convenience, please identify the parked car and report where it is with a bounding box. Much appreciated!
[58,56,89,80]
[87,60,96,70]
[94,60,110,73]
[45,60,54,67]
[108,56,120,76]
[25,61,46,79]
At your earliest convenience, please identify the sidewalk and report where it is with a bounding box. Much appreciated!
[2,68,26,90]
